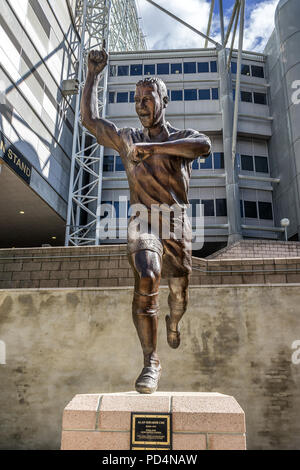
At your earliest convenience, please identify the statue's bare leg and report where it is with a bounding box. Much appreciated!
[129,249,162,393]
[166,275,189,349]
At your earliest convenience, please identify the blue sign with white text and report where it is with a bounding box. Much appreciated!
[0,131,32,184]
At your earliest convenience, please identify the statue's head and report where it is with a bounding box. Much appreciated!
[134,77,169,128]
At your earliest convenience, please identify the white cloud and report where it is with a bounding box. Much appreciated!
[243,0,279,52]
[137,0,280,52]
[137,0,212,49]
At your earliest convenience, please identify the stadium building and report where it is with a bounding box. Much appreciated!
[0,0,299,256]
[104,47,272,255]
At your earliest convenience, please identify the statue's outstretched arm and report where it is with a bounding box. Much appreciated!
[81,49,122,152]
[133,135,211,161]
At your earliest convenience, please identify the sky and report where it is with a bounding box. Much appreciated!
[136,0,280,52]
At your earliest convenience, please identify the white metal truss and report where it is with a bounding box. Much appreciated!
[65,0,146,246]
[110,0,147,51]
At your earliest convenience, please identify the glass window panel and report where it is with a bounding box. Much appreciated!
[211,88,219,100]
[197,62,209,73]
[118,65,129,76]
[253,92,267,105]
[198,89,210,100]
[157,63,169,74]
[210,61,217,73]
[108,92,115,104]
[241,91,253,102]
[171,90,183,101]
[200,153,212,169]
[184,62,196,73]
[202,199,215,216]
[251,65,264,78]
[241,64,250,76]
[258,201,273,220]
[109,65,117,77]
[231,62,237,74]
[189,199,201,218]
[214,152,224,169]
[241,154,254,171]
[240,200,244,218]
[129,91,135,103]
[192,158,199,169]
[103,155,114,172]
[216,199,227,217]
[130,64,142,76]
[184,89,197,101]
[171,63,182,74]
[244,200,257,218]
[144,64,155,75]
[232,88,236,101]
[115,156,125,171]
[255,156,269,173]
[116,92,128,103]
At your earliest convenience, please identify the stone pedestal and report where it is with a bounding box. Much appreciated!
[61,392,246,450]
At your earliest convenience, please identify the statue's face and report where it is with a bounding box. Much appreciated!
[134,83,164,128]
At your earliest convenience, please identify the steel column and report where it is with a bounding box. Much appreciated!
[218,48,242,244]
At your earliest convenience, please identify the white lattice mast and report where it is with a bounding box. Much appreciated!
[65,0,146,246]
[110,0,146,51]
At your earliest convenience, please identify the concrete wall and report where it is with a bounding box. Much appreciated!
[0,284,300,450]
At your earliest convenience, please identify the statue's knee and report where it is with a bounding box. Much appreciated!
[138,268,160,291]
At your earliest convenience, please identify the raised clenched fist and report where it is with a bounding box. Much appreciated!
[88,49,108,76]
